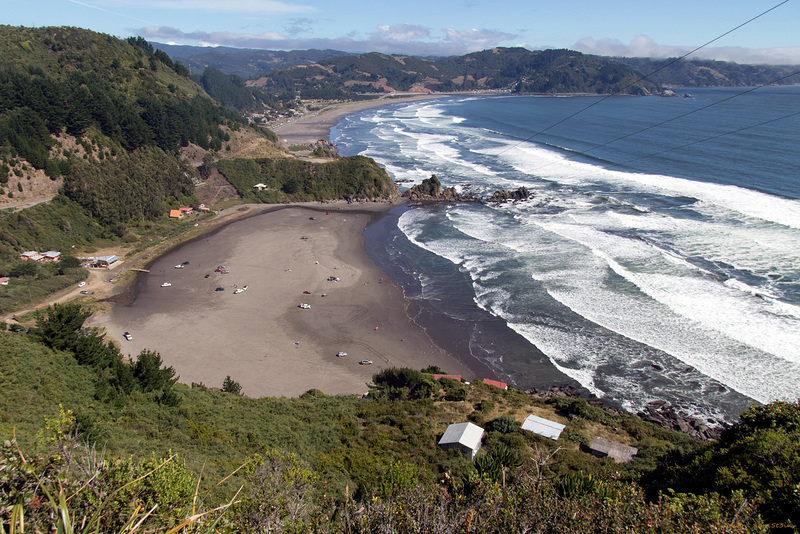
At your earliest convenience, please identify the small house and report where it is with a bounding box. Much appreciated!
[169,209,183,219]
[0,277,9,285]
[482,378,508,390]
[253,183,268,191]
[438,422,484,461]
[521,414,566,441]
[93,255,120,268]
[589,437,638,463]
[179,207,193,215]
[20,251,39,261]
[42,251,61,262]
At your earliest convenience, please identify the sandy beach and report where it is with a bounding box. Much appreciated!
[271,94,446,147]
[90,202,475,397]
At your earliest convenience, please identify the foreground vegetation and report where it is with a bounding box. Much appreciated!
[0,303,797,532]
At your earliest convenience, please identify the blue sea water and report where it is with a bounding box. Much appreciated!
[332,87,800,423]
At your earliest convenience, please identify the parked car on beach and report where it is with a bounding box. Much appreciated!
[337,351,347,357]
[298,303,311,309]
[359,359,373,365]
[123,332,132,341]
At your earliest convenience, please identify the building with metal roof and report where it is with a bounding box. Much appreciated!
[521,414,566,441]
[438,422,484,461]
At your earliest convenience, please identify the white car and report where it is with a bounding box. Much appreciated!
[174,264,184,269]
[161,282,172,287]
[78,281,86,287]
[336,351,347,357]
[359,359,373,365]
[298,303,311,309]
[123,332,133,341]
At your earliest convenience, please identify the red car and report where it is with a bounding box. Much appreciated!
[303,290,312,294]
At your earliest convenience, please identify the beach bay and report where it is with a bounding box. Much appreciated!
[89,202,475,397]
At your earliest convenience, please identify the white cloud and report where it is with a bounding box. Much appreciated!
[133,25,519,56]
[374,24,431,42]
[443,28,517,47]
[572,35,800,66]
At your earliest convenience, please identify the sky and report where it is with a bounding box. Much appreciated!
[5,0,800,64]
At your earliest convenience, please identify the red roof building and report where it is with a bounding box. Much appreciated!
[481,378,508,390]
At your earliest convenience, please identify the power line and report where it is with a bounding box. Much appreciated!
[495,0,790,156]
[582,70,800,157]
[555,108,800,184]
[515,68,800,176]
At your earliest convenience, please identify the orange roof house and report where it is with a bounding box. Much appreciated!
[169,210,183,219]
[481,378,508,390]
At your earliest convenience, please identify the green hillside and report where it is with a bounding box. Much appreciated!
[0,304,795,531]
[0,26,398,314]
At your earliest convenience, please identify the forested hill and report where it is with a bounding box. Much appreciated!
[155,43,354,78]
[0,26,396,272]
[248,47,663,99]
[613,57,800,87]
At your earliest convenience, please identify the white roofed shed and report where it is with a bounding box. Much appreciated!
[521,414,566,441]
[438,422,484,461]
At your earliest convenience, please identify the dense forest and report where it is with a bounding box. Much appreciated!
[215,156,398,202]
[0,303,797,531]
[613,56,800,87]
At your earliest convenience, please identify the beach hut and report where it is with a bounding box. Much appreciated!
[589,437,638,463]
[438,422,484,461]
[521,414,566,441]
[482,378,508,390]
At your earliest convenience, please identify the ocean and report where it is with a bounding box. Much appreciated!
[332,86,800,423]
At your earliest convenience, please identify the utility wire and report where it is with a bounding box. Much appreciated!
[557,109,800,183]
[581,70,800,157]
[516,68,800,176]
[495,0,790,155]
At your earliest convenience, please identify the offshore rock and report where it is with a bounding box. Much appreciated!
[488,186,531,203]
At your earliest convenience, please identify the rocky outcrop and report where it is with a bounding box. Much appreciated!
[402,175,479,204]
[487,186,531,203]
[526,385,723,441]
[308,139,339,158]
[402,176,534,206]
[637,401,723,441]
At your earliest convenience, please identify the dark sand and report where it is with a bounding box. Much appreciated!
[89,202,476,397]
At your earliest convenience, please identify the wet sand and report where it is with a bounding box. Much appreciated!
[89,202,475,397]
[271,94,446,147]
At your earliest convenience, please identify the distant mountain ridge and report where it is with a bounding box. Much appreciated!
[158,42,799,90]
[247,48,663,99]
[154,43,354,77]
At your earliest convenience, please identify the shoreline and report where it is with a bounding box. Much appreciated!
[271,94,449,147]
[89,200,479,398]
